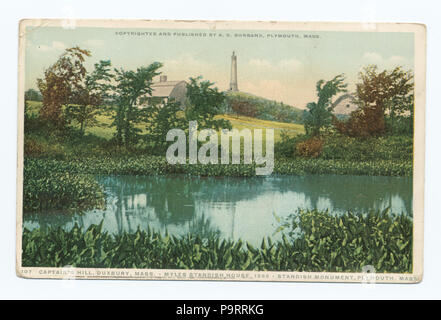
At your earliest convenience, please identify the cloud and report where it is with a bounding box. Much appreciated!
[388,55,408,66]
[362,52,410,69]
[160,55,225,86]
[82,39,105,47]
[248,58,302,71]
[278,58,302,70]
[362,52,383,64]
[33,41,66,52]
[248,58,272,68]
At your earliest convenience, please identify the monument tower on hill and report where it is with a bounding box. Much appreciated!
[229,51,238,91]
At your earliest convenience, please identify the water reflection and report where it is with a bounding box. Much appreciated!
[24,174,412,245]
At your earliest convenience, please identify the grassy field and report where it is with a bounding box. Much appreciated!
[216,114,304,142]
[88,111,305,142]
[26,101,305,142]
[25,100,42,116]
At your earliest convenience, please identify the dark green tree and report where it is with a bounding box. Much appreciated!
[111,63,162,147]
[24,89,42,102]
[65,60,113,135]
[144,100,187,152]
[304,74,347,136]
[185,76,231,131]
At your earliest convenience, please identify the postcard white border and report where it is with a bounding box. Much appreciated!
[16,19,426,283]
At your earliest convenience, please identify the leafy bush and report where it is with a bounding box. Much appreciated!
[277,208,412,273]
[295,137,324,158]
[143,100,188,153]
[23,161,105,212]
[334,66,414,138]
[275,158,411,176]
[385,116,413,136]
[274,131,307,158]
[225,91,303,124]
[230,99,258,118]
[24,155,412,178]
[22,209,412,273]
[277,132,413,162]
[320,134,413,161]
[24,137,66,159]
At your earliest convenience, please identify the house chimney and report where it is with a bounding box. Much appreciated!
[160,75,167,82]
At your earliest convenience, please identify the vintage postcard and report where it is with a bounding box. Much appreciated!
[16,20,425,283]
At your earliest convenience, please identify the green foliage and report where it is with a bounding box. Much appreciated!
[275,208,412,273]
[274,130,307,158]
[64,60,113,135]
[304,74,347,136]
[37,47,91,127]
[225,91,303,124]
[22,209,412,273]
[185,77,232,131]
[110,62,163,147]
[24,155,412,178]
[295,136,324,158]
[143,100,187,153]
[385,115,414,136]
[24,136,66,160]
[335,65,414,137]
[320,134,413,161]
[23,161,105,212]
[275,158,411,176]
[25,89,42,102]
[276,131,413,163]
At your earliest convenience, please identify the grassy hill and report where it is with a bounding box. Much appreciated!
[216,114,304,143]
[25,101,305,144]
[224,91,304,124]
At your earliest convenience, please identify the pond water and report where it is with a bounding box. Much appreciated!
[24,174,412,245]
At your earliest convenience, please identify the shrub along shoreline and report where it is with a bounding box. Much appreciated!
[25,155,412,178]
[22,209,412,273]
[23,168,105,213]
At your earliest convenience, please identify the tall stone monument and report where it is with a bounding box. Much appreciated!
[229,51,238,91]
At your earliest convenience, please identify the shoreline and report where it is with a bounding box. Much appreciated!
[24,156,413,177]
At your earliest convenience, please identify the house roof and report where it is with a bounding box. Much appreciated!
[150,81,185,97]
[332,93,358,115]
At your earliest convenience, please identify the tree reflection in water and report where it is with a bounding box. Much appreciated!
[24,174,412,245]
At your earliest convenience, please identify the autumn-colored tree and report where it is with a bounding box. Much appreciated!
[231,99,257,118]
[295,136,324,158]
[334,65,414,137]
[37,47,91,127]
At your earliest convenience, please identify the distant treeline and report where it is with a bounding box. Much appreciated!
[24,89,42,102]
[225,91,304,124]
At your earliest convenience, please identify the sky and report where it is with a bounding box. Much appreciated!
[24,26,414,109]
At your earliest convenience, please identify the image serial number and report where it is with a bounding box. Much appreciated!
[220,305,264,315]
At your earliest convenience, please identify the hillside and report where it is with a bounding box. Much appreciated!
[216,114,304,143]
[224,91,304,124]
[25,100,305,143]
